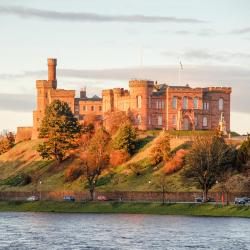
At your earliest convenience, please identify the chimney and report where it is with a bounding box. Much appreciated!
[47,58,57,83]
[80,87,87,99]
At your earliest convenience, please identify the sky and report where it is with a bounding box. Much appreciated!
[0,0,249,134]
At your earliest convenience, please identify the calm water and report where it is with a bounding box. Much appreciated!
[0,213,249,250]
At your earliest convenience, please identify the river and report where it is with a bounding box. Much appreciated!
[0,212,249,250]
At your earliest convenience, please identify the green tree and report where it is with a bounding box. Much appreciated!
[38,100,81,163]
[183,135,236,202]
[80,128,111,200]
[112,122,137,155]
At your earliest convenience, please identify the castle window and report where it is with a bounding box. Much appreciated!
[91,106,94,111]
[194,97,198,109]
[172,97,177,109]
[183,97,188,109]
[83,106,87,111]
[172,115,176,125]
[219,98,224,111]
[148,116,151,125]
[194,116,198,127]
[158,115,163,126]
[137,96,142,109]
[161,100,165,109]
[203,102,209,110]
[99,106,102,111]
[203,116,208,127]
[137,115,142,125]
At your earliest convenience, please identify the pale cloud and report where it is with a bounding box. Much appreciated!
[0,5,206,24]
[0,93,35,112]
[230,27,250,34]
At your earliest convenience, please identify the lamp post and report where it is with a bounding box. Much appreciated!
[39,180,42,201]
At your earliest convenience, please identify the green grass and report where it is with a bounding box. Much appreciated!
[0,201,249,218]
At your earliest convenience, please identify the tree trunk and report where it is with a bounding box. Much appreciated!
[89,184,95,201]
[203,186,208,202]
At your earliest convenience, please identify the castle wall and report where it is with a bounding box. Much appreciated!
[30,59,232,140]
[16,127,33,143]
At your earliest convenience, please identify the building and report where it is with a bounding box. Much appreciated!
[30,58,231,139]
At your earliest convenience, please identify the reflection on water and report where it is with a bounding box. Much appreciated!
[0,212,249,250]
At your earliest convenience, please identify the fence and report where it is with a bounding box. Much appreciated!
[0,191,249,203]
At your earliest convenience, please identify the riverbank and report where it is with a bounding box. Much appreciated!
[0,201,250,217]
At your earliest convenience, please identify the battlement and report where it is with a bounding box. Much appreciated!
[129,79,154,88]
[205,87,232,94]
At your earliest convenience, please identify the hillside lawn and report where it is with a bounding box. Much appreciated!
[0,201,249,218]
[0,130,246,193]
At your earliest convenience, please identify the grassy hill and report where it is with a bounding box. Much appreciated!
[0,131,247,193]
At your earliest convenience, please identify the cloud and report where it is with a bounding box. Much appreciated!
[0,5,206,24]
[0,93,35,112]
[230,27,250,34]
[162,49,250,63]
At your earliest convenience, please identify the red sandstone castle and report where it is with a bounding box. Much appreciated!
[22,58,231,140]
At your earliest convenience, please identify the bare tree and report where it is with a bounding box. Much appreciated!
[183,135,236,202]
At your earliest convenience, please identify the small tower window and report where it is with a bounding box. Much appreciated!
[137,115,142,125]
[137,96,142,109]
[158,115,163,126]
[219,98,224,111]
[172,115,176,125]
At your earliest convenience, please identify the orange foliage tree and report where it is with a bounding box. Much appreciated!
[103,110,132,135]
[163,149,189,175]
[80,128,111,200]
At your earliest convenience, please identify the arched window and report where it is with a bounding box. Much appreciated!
[172,96,177,109]
[194,97,198,109]
[172,115,176,125]
[194,116,198,127]
[183,97,188,109]
[137,114,142,125]
[203,117,208,127]
[158,115,163,126]
[137,96,142,109]
[219,98,224,111]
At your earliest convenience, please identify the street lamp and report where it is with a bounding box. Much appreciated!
[39,180,42,201]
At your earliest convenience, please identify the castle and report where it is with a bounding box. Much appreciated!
[16,58,232,142]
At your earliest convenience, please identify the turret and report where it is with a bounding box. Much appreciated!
[47,58,57,88]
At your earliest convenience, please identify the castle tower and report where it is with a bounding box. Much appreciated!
[47,58,57,89]
[129,80,154,130]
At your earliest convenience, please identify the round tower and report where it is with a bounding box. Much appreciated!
[129,80,154,130]
[47,58,57,88]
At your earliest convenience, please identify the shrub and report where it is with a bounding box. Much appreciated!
[110,150,130,167]
[127,163,145,176]
[163,149,188,175]
[4,174,32,186]
[65,165,83,182]
[149,131,171,165]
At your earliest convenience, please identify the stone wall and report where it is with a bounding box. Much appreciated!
[15,127,33,143]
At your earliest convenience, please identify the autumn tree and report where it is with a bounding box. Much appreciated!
[80,127,111,200]
[0,131,15,155]
[183,135,236,201]
[149,131,171,165]
[104,110,132,135]
[38,100,81,163]
[112,122,137,155]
